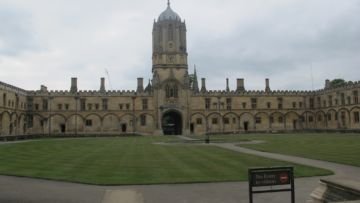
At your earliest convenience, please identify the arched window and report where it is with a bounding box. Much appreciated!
[168,24,174,41]
[165,83,178,98]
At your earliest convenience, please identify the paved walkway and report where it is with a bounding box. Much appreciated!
[1,138,359,203]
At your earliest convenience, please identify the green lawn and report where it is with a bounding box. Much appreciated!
[0,136,331,185]
[193,133,360,167]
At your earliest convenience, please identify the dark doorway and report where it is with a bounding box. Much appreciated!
[60,124,66,133]
[190,123,194,134]
[121,124,127,133]
[162,111,182,135]
[9,124,13,135]
[293,120,297,130]
[244,122,249,132]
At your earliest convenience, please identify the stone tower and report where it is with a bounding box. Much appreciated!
[152,0,190,135]
[152,0,188,82]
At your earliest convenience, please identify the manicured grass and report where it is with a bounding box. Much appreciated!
[0,136,331,185]
[193,133,360,167]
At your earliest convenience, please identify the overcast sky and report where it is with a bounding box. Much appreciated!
[1,0,360,91]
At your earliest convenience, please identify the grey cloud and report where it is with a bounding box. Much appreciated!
[0,5,40,56]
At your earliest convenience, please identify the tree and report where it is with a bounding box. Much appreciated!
[330,79,346,87]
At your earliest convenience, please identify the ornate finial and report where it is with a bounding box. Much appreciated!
[167,0,170,7]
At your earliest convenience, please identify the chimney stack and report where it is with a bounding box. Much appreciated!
[40,85,48,92]
[236,78,245,92]
[137,78,144,93]
[265,78,271,92]
[100,77,106,92]
[201,78,207,93]
[226,78,230,92]
[70,77,78,93]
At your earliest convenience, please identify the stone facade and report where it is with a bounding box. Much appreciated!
[1,2,360,136]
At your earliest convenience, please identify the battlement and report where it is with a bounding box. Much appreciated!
[0,81,28,96]
[193,89,317,97]
[28,89,152,97]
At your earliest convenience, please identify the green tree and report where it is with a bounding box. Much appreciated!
[330,79,346,87]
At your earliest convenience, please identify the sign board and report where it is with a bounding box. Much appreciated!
[248,167,295,203]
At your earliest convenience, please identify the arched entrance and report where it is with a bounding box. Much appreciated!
[162,111,182,135]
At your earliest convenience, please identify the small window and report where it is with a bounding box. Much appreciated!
[65,104,69,110]
[292,102,296,108]
[226,98,232,110]
[126,103,130,110]
[278,116,283,123]
[309,116,314,122]
[255,117,262,124]
[242,102,247,109]
[224,118,230,124]
[80,99,86,111]
[142,99,148,110]
[205,98,211,110]
[95,104,99,110]
[267,102,271,109]
[278,98,283,109]
[232,117,236,124]
[251,98,257,109]
[85,119,93,126]
[102,99,108,110]
[212,118,218,124]
[58,104,62,110]
[119,104,123,110]
[196,118,202,125]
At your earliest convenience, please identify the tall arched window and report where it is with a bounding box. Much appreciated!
[165,83,178,98]
[168,24,174,41]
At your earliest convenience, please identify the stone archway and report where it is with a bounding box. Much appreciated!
[162,111,182,135]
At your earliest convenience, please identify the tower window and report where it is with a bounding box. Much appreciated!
[168,24,174,41]
[165,83,178,98]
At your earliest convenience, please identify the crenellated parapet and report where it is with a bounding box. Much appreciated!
[28,89,153,97]
[0,81,28,96]
[192,89,317,97]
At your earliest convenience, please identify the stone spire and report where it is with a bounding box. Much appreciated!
[167,0,170,7]
[192,66,199,93]
[145,79,153,93]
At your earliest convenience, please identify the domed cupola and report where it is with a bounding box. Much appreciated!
[158,0,181,21]
[152,0,188,72]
